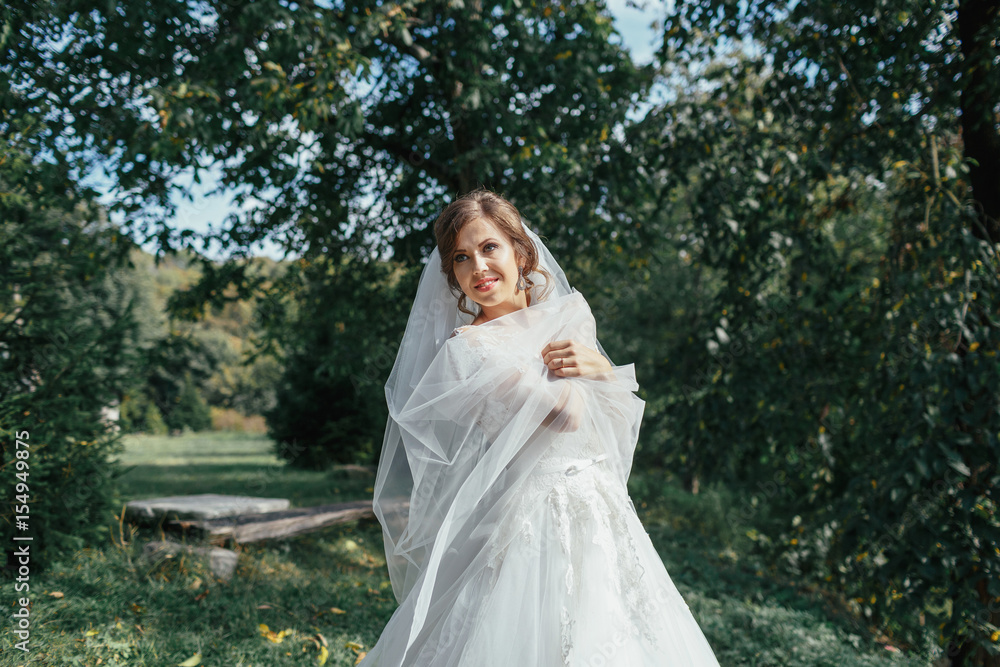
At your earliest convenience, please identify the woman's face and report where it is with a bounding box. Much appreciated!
[452,217,527,322]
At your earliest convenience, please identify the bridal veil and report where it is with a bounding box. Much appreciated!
[366,219,647,664]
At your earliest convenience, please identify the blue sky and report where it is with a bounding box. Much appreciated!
[144,3,663,260]
[606,0,662,66]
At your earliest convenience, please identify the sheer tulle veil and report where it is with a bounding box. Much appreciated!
[364,207,721,666]
[366,215,645,664]
[373,217,614,600]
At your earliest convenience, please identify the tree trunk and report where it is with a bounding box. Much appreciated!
[957,0,1000,244]
[974,578,1000,667]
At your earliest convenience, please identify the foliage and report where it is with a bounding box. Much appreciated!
[6,0,661,466]
[642,2,1000,661]
[209,406,268,434]
[266,255,418,469]
[118,390,168,435]
[166,372,213,433]
[658,0,999,242]
[4,0,659,467]
[110,249,282,433]
[198,306,283,418]
[819,157,1000,664]
[5,0,654,265]
[0,100,142,571]
[138,331,216,433]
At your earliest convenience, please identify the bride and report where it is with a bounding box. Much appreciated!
[360,189,720,666]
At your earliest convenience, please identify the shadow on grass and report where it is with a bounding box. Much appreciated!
[117,464,375,508]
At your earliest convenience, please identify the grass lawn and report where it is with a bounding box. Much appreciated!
[109,433,374,507]
[1,433,940,666]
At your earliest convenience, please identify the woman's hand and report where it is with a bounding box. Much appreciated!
[541,340,614,378]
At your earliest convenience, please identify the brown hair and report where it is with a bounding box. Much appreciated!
[433,188,552,317]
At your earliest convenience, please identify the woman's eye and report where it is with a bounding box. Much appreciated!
[484,243,498,251]
[454,254,467,263]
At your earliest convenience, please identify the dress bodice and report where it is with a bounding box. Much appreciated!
[445,322,603,463]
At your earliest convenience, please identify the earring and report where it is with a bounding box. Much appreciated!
[516,266,528,291]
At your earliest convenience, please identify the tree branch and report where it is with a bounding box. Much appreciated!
[378,14,439,66]
[365,131,458,192]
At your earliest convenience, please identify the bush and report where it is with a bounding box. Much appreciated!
[210,406,267,433]
[119,390,168,435]
[0,115,142,571]
[267,255,417,469]
[165,372,213,433]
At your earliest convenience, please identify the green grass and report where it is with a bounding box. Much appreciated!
[111,432,374,507]
[0,434,940,666]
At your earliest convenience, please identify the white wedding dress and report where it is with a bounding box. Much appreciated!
[360,291,720,666]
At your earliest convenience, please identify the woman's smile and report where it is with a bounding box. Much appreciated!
[475,277,499,292]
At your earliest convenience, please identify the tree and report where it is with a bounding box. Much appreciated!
[265,254,418,468]
[658,0,999,242]
[119,389,168,435]
[0,94,143,570]
[6,0,654,267]
[5,0,663,467]
[644,3,1000,662]
[167,371,213,432]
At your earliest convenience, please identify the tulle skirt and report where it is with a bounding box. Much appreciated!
[361,456,721,666]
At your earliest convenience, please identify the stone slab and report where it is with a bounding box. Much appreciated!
[143,540,238,581]
[125,494,291,522]
[169,499,376,544]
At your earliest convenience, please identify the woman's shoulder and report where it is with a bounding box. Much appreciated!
[449,313,489,338]
[450,325,474,339]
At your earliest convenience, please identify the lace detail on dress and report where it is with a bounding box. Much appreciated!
[547,468,668,649]
[451,325,530,370]
[483,464,675,657]
[448,325,528,437]
[559,606,574,665]
[589,483,664,646]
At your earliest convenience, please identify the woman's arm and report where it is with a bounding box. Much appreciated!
[539,377,583,432]
[540,339,637,432]
[535,338,622,432]
[485,364,583,434]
